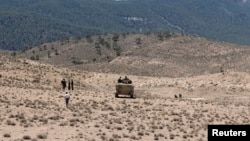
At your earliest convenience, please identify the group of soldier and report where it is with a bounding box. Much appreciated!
[61,79,74,91]
[118,76,132,84]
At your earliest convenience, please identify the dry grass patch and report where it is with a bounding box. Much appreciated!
[6,120,16,126]
[23,135,32,140]
[3,133,11,138]
[169,134,175,140]
[59,121,68,126]
[39,117,48,124]
[37,133,47,139]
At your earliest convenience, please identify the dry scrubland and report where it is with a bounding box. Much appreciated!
[0,52,250,141]
[18,33,250,77]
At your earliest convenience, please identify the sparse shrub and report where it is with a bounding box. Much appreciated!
[55,49,59,55]
[35,55,39,60]
[39,47,43,51]
[121,32,127,38]
[109,138,115,141]
[3,133,11,138]
[123,134,129,138]
[59,122,68,126]
[23,124,29,128]
[33,115,39,120]
[198,138,204,141]
[72,60,83,65]
[96,48,101,56]
[43,45,47,50]
[20,119,27,123]
[135,37,142,45]
[60,36,70,44]
[104,41,111,49]
[48,115,60,120]
[98,37,105,45]
[157,32,164,41]
[183,134,187,139]
[113,45,121,56]
[113,118,122,124]
[39,118,48,124]
[138,132,144,136]
[112,134,121,138]
[37,133,47,139]
[158,133,164,137]
[154,137,159,140]
[130,135,136,140]
[154,134,159,140]
[116,126,122,130]
[6,120,16,126]
[144,30,151,35]
[151,125,158,130]
[23,135,31,140]
[127,127,134,132]
[100,135,106,140]
[69,118,78,123]
[106,55,112,62]
[170,134,175,139]
[163,30,172,38]
[30,56,35,60]
[105,125,111,129]
[11,52,17,57]
[32,78,40,83]
[112,33,119,42]
[47,51,51,58]
[9,114,15,118]
[86,35,93,43]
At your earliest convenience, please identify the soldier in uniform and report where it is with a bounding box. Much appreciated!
[118,76,123,83]
[123,76,129,84]
[61,79,67,90]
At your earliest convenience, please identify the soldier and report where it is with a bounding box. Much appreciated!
[71,79,74,90]
[123,76,129,84]
[118,76,123,83]
[61,79,67,90]
[124,76,129,80]
[68,80,71,90]
[64,92,70,108]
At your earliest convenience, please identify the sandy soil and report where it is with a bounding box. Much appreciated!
[0,56,249,141]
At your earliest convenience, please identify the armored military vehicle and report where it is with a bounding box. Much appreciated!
[115,83,135,98]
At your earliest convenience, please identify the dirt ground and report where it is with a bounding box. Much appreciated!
[0,56,249,141]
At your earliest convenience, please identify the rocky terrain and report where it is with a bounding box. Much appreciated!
[0,44,250,141]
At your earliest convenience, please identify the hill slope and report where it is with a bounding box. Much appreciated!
[1,0,250,50]
[17,33,250,77]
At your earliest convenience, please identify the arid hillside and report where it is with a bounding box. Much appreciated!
[1,43,250,140]
[17,33,250,77]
